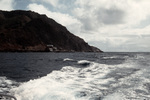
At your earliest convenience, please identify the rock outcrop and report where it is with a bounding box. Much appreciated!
[0,10,102,52]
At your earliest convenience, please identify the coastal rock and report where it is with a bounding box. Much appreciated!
[0,10,102,52]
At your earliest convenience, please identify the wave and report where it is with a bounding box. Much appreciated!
[0,77,18,94]
[1,53,150,100]
[77,60,91,67]
[63,58,74,61]
[8,59,145,100]
[8,60,118,100]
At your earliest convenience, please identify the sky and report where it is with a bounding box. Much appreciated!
[0,0,150,52]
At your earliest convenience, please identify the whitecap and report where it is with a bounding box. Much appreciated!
[63,58,74,61]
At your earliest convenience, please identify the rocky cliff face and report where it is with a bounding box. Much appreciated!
[0,10,102,52]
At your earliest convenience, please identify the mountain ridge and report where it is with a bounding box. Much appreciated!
[0,10,102,52]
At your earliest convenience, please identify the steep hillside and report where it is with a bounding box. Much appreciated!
[0,10,102,52]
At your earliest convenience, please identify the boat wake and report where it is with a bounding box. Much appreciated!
[0,53,150,100]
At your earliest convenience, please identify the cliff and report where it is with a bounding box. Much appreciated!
[0,10,102,52]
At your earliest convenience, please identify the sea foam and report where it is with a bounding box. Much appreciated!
[2,55,150,100]
[10,60,117,100]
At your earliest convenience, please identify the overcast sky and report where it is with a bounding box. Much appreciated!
[0,0,150,52]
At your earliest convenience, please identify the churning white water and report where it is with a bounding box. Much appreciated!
[0,52,150,100]
[11,61,114,100]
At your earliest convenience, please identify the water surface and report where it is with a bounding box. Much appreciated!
[0,52,150,100]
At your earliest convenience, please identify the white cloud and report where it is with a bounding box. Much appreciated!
[74,0,150,26]
[43,0,59,7]
[74,0,150,27]
[31,0,60,7]
[1,0,149,51]
[0,0,14,10]
[26,0,150,51]
[71,0,150,51]
[27,3,82,35]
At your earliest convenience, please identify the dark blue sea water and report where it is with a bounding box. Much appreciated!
[0,52,150,100]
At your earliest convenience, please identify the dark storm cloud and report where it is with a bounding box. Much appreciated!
[96,7,125,25]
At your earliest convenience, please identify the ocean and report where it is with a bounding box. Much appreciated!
[0,52,150,100]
